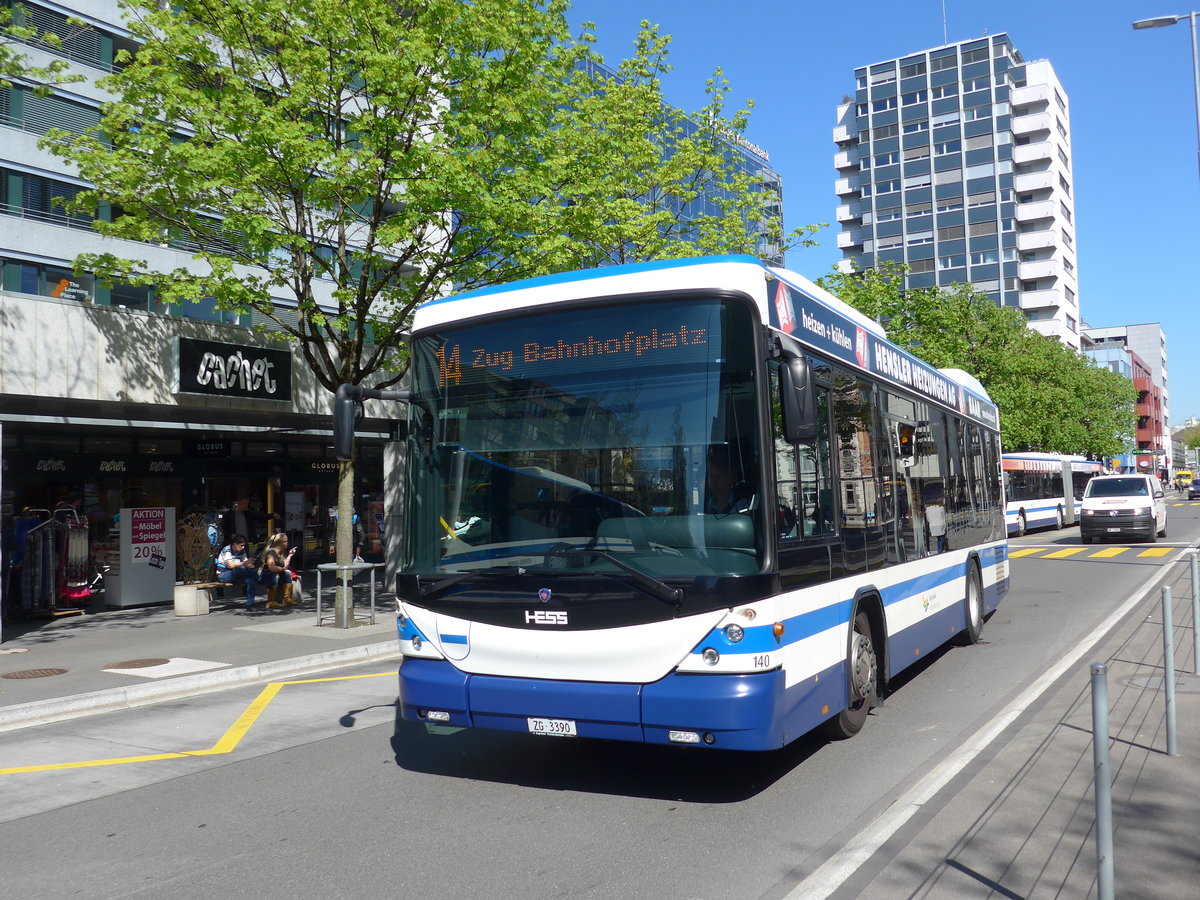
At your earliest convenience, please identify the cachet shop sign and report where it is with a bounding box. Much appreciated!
[176,338,292,402]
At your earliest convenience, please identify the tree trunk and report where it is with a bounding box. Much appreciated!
[334,456,356,627]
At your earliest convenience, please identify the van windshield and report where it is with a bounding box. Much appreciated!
[1086,478,1150,498]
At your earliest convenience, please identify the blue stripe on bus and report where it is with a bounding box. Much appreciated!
[690,553,993,655]
[439,634,469,645]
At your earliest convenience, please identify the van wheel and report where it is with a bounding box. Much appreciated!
[956,560,984,646]
[823,611,877,740]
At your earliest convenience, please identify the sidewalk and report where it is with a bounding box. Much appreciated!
[817,556,1200,900]
[0,586,399,733]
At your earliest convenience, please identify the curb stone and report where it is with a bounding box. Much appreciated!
[0,640,401,734]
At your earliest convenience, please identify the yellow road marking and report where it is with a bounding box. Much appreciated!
[1008,547,1047,557]
[1137,548,1173,557]
[0,671,393,776]
[1089,547,1130,558]
[1041,547,1088,558]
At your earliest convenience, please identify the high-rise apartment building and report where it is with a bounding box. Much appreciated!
[834,34,1081,348]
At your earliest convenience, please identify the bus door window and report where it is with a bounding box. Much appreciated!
[770,361,834,589]
[908,414,951,556]
[880,391,924,565]
[831,369,882,574]
[975,426,1004,541]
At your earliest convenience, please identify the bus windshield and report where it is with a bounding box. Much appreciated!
[403,297,764,579]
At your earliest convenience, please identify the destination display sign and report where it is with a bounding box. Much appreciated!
[430,306,719,389]
[769,280,999,429]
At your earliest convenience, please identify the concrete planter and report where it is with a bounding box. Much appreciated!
[173,583,210,616]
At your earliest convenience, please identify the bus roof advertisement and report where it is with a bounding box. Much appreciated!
[775,281,997,428]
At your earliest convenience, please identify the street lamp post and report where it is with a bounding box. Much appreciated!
[1133,13,1200,186]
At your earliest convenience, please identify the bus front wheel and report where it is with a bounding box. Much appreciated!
[824,610,877,740]
[1016,513,1027,537]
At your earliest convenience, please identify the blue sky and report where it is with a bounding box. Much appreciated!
[568,0,1200,426]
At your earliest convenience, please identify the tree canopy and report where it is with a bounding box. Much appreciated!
[819,263,1135,457]
[46,0,818,393]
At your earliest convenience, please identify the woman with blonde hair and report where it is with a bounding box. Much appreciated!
[261,532,298,609]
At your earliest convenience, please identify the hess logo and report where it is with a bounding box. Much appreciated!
[525,610,567,625]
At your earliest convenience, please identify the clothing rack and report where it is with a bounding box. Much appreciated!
[9,508,89,618]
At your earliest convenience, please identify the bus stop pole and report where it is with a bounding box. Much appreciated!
[1091,662,1115,900]
[1191,551,1200,675]
[1162,586,1179,757]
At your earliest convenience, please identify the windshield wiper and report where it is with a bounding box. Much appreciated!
[419,565,527,600]
[543,549,683,609]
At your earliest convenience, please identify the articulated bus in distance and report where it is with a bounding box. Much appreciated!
[336,255,1009,751]
[1001,452,1105,537]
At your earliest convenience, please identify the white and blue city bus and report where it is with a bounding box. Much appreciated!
[1002,452,1104,536]
[335,255,1009,751]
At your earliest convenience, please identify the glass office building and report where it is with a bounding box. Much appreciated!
[834,34,1081,349]
[582,59,786,266]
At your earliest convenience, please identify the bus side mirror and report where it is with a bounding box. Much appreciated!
[780,354,817,444]
[333,395,359,461]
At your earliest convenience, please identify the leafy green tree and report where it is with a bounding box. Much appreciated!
[819,266,1135,456]
[2,2,86,92]
[44,0,818,590]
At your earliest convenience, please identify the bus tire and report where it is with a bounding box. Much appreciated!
[957,560,984,646]
[1016,513,1027,537]
[1055,507,1064,529]
[824,610,877,740]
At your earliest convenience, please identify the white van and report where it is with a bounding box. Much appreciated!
[1079,474,1167,544]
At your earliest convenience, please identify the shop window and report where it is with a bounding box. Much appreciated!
[107,281,153,310]
[245,442,286,458]
[84,436,135,454]
[141,439,183,455]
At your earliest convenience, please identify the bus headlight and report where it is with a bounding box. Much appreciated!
[724,624,744,643]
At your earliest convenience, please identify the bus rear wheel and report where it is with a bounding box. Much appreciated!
[824,610,877,740]
[957,560,984,646]
[1016,513,1027,537]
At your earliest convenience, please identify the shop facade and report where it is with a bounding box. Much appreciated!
[0,292,393,621]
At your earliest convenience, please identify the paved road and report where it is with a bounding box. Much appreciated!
[1,508,1195,899]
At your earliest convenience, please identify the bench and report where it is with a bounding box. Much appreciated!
[192,581,242,606]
